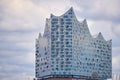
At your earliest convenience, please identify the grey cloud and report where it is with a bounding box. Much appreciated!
[0,30,35,80]
[0,71,33,80]
[0,0,120,80]
[70,0,120,23]
[110,24,120,47]
[112,47,120,73]
[0,0,46,32]
[111,24,120,37]
[0,54,35,80]
[0,48,35,66]
[87,19,120,48]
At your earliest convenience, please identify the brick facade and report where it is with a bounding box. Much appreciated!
[46,78,86,80]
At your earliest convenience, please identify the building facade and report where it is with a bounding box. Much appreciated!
[35,8,112,80]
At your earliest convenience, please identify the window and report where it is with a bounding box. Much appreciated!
[36,50,39,53]
[66,19,71,21]
[66,42,69,44]
[45,52,47,55]
[52,18,58,21]
[66,25,69,28]
[66,22,72,25]
[63,15,68,18]
[60,18,64,25]
[66,32,68,35]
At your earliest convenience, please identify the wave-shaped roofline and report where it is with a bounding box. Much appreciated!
[48,7,111,42]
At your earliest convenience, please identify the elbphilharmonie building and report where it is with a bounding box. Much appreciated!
[35,7,112,80]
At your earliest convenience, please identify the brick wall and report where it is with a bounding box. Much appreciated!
[46,78,86,80]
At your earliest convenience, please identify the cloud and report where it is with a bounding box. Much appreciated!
[0,0,120,80]
[0,51,35,80]
[112,47,120,73]
[0,30,36,80]
[87,20,113,39]
[70,0,120,22]
[0,0,47,32]
[0,72,33,80]
[112,24,120,37]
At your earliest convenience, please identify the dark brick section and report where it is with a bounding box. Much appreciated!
[35,77,106,80]
[42,78,86,80]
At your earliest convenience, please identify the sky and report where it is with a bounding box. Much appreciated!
[0,0,120,80]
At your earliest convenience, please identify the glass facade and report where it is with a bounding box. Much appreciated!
[35,7,112,80]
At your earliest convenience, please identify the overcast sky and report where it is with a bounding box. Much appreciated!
[0,0,120,80]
